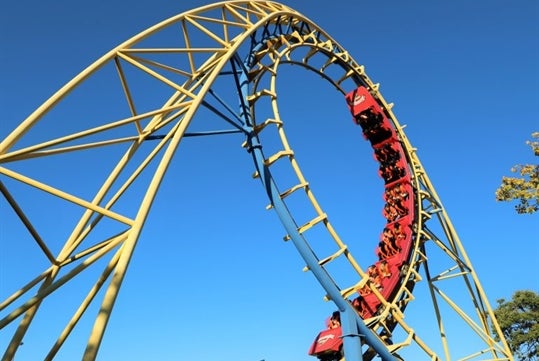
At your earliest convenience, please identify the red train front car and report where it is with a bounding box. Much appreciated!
[308,325,343,360]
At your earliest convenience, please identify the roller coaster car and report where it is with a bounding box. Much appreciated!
[356,258,408,319]
[345,86,384,122]
[379,157,408,184]
[308,326,343,360]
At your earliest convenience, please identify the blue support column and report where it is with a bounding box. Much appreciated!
[341,307,364,361]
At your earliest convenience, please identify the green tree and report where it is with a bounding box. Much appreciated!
[493,290,539,361]
[495,132,539,214]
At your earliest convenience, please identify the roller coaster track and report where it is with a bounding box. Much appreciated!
[0,2,513,360]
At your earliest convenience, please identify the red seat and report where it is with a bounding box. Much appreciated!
[308,327,343,357]
[345,86,383,120]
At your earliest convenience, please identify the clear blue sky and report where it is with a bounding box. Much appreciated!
[1,1,538,360]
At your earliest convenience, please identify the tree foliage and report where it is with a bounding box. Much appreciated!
[496,132,539,214]
[493,290,539,361]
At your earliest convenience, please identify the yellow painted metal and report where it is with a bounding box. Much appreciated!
[0,1,513,361]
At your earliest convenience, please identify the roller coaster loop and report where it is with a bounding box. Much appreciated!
[0,2,513,360]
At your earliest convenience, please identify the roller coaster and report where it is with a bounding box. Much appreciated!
[0,2,514,360]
